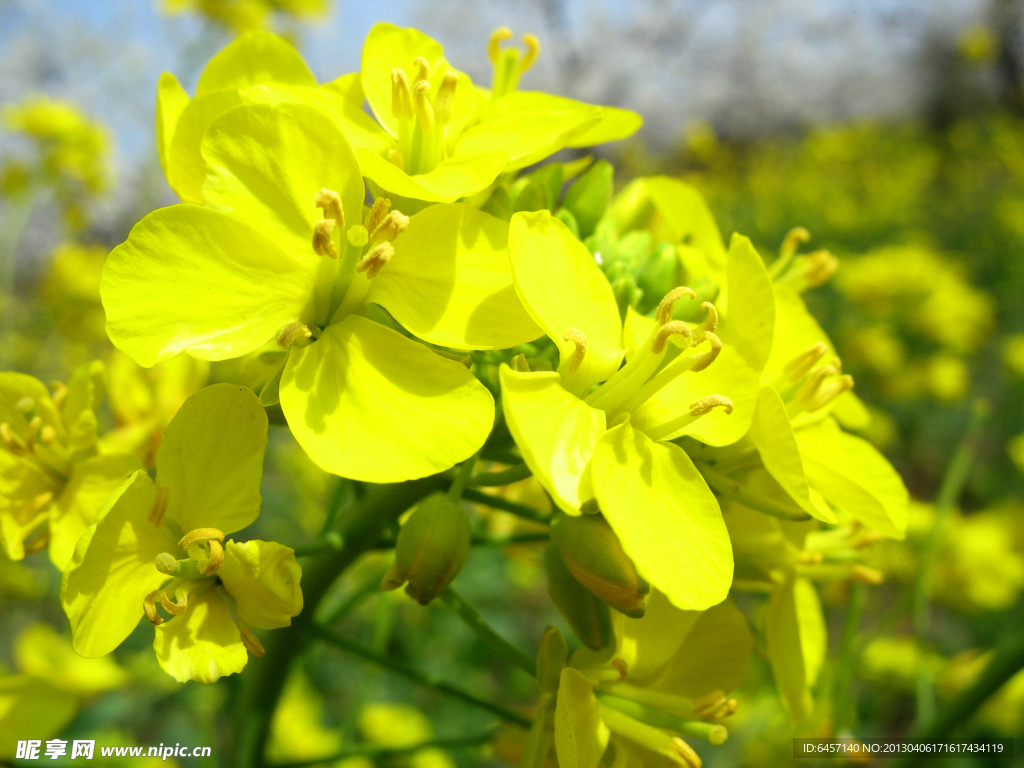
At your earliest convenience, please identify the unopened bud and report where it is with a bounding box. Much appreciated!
[381,492,472,605]
[536,625,568,694]
[544,543,613,651]
[551,513,649,618]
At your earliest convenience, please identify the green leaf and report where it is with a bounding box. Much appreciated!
[279,315,493,482]
[156,384,267,536]
[366,203,541,350]
[508,211,623,393]
[795,417,909,538]
[356,147,507,204]
[102,205,317,366]
[60,471,179,658]
[195,30,316,96]
[765,576,826,724]
[590,418,732,611]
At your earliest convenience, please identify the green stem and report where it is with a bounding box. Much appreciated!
[833,582,867,734]
[698,465,811,521]
[447,452,479,501]
[292,532,344,557]
[438,587,537,677]
[891,628,1024,768]
[310,622,531,728]
[233,477,446,768]
[461,488,552,524]
[912,399,989,730]
[268,732,497,768]
[469,463,533,487]
[316,564,390,627]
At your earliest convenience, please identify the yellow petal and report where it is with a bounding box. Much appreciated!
[195,30,316,96]
[590,419,732,611]
[499,366,605,516]
[280,315,493,482]
[152,584,248,683]
[166,90,244,203]
[795,417,909,538]
[641,177,727,275]
[555,668,609,768]
[508,211,623,393]
[218,540,302,629]
[60,471,179,658]
[765,576,826,724]
[156,71,190,183]
[156,384,267,535]
[615,589,701,684]
[15,623,127,697]
[367,203,541,350]
[49,453,143,570]
[567,106,644,148]
[357,147,507,204]
[0,675,78,757]
[748,387,836,524]
[102,205,317,366]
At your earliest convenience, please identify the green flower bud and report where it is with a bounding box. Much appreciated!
[513,181,549,214]
[636,242,683,310]
[555,207,580,238]
[536,625,568,694]
[561,159,613,238]
[544,543,613,651]
[480,186,512,220]
[381,492,472,605]
[611,276,644,320]
[551,513,649,618]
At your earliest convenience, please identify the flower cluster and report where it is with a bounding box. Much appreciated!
[2,21,912,766]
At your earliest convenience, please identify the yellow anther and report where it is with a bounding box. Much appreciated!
[391,68,413,119]
[50,381,68,410]
[412,81,435,133]
[689,332,723,373]
[388,148,405,170]
[312,218,337,258]
[16,397,35,414]
[690,395,734,417]
[691,691,727,719]
[154,552,179,576]
[315,188,344,226]
[488,27,513,64]
[435,71,458,126]
[238,622,266,657]
[521,33,541,70]
[370,210,409,244]
[851,564,884,585]
[794,365,839,406]
[671,736,703,767]
[356,242,394,279]
[656,286,696,325]
[200,539,225,575]
[693,301,719,342]
[23,529,50,555]
[364,197,391,233]
[149,486,169,526]
[278,322,313,348]
[160,590,188,616]
[0,422,26,455]
[807,374,854,412]
[412,56,431,85]
[178,527,225,550]
[144,590,164,626]
[803,249,839,286]
[39,424,56,445]
[563,328,588,374]
[652,321,692,354]
[784,342,829,381]
[781,227,811,260]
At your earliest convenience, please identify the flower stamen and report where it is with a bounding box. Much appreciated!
[312,219,337,259]
[314,188,344,226]
[652,321,692,355]
[364,197,391,233]
[178,527,225,550]
[656,287,696,325]
[563,328,588,374]
[645,395,734,442]
[144,590,164,626]
[277,322,313,348]
[355,242,394,279]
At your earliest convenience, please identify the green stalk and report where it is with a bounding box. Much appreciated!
[447,452,479,501]
[912,399,988,730]
[233,477,445,768]
[833,582,867,734]
[438,587,537,677]
[461,488,552,523]
[310,623,531,728]
[469,463,533,487]
[698,464,811,521]
[891,628,1024,768]
[268,731,497,768]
